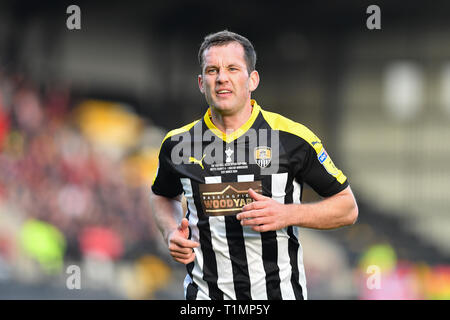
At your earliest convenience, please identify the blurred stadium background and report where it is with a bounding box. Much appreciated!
[1,0,450,299]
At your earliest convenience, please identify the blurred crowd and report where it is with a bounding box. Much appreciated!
[0,71,176,297]
[354,243,450,300]
[1,72,450,300]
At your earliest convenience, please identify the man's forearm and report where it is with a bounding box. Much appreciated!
[288,187,358,230]
[150,190,184,245]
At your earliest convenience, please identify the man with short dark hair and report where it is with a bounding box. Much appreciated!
[151,30,358,300]
[198,30,257,74]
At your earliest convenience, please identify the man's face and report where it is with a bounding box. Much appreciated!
[198,42,259,115]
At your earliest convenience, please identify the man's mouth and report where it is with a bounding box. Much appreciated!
[216,89,232,96]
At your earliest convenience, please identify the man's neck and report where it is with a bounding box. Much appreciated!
[210,101,253,134]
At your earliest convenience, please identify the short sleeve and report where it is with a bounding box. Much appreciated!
[151,138,183,198]
[294,137,348,198]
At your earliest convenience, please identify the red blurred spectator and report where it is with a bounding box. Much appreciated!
[0,94,10,151]
[79,226,124,260]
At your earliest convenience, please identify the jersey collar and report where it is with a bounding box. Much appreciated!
[204,99,261,143]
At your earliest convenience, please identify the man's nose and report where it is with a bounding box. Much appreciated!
[216,69,229,83]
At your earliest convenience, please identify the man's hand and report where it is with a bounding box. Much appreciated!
[236,188,292,232]
[168,218,199,264]
[237,186,358,231]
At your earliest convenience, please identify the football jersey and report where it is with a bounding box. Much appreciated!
[151,99,348,300]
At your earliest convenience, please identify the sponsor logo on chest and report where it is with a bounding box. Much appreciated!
[198,181,262,216]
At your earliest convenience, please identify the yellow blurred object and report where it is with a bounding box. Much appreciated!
[126,255,172,299]
[73,100,143,151]
[121,148,159,187]
[19,219,66,274]
[358,243,397,274]
[422,265,450,299]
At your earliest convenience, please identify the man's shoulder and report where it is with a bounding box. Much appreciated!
[160,118,202,145]
[260,108,321,150]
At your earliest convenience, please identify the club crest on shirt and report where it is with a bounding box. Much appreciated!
[317,147,339,177]
[254,146,272,168]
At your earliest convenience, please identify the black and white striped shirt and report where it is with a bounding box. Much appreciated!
[152,100,348,300]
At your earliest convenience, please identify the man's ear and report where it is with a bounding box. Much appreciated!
[249,70,260,92]
[198,74,205,94]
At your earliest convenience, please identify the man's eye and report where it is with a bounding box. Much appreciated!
[207,69,217,74]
